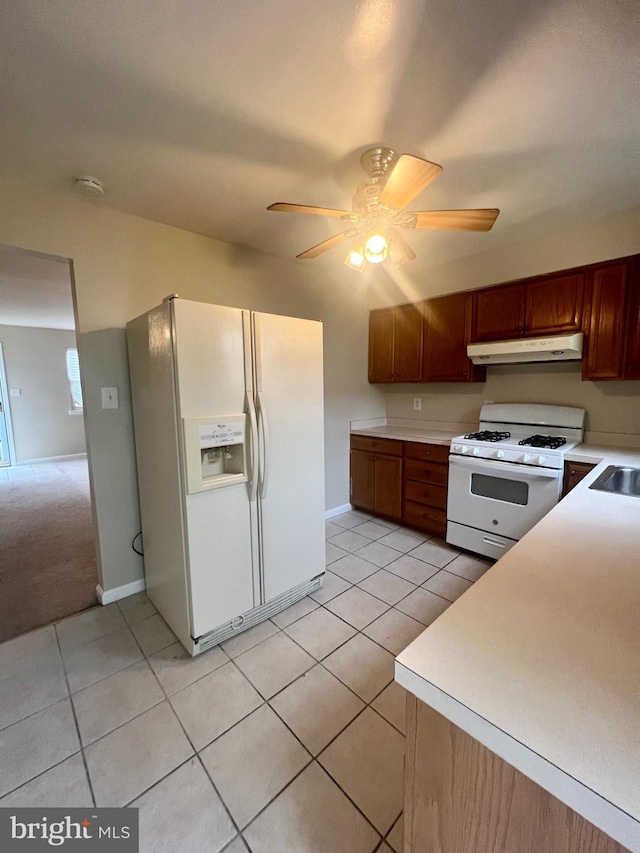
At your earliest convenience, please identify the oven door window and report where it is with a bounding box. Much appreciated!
[470,472,529,505]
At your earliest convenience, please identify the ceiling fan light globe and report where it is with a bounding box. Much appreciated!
[365,234,387,254]
[345,248,366,271]
[364,232,388,264]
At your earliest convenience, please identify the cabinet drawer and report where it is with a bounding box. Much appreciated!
[404,459,449,487]
[404,442,450,464]
[350,435,403,456]
[403,501,447,535]
[404,481,447,510]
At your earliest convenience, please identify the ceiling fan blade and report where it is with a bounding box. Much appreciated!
[267,202,351,218]
[409,209,500,231]
[378,155,442,210]
[296,230,352,259]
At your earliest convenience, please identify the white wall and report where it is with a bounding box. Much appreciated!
[384,362,640,446]
[0,324,86,461]
[0,174,384,593]
[369,206,640,307]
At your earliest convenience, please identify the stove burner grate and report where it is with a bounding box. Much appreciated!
[518,435,567,449]
[464,430,511,442]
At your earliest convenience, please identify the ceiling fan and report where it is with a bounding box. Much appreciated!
[267,147,499,271]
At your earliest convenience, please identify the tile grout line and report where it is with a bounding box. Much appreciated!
[3,513,456,844]
[52,623,97,809]
[122,640,245,848]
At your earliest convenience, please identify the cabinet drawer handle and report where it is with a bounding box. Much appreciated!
[372,442,378,447]
[421,451,430,458]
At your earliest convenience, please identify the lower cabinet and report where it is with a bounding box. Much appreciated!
[402,442,449,537]
[350,435,451,534]
[405,696,627,853]
[350,436,403,520]
[562,461,596,498]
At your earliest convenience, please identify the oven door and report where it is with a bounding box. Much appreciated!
[447,455,562,542]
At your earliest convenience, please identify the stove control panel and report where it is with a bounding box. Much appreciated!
[449,441,565,469]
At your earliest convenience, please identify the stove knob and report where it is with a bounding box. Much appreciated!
[523,453,532,463]
[537,455,546,465]
[461,445,469,454]
[496,450,505,459]
[452,444,461,453]
[473,447,481,455]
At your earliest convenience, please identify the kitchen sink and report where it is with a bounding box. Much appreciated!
[589,465,640,498]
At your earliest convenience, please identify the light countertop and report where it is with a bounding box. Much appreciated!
[350,424,458,446]
[395,444,640,852]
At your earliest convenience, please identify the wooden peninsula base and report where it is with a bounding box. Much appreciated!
[404,696,629,853]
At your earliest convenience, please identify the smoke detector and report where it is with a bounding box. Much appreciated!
[75,176,104,198]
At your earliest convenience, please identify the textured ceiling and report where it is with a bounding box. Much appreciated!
[1,0,638,277]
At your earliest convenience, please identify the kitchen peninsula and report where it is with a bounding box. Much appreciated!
[394,445,640,853]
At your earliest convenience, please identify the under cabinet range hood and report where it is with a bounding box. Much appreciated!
[467,333,583,365]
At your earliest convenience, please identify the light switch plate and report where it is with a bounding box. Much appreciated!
[101,387,119,409]
[413,397,422,411]
[10,388,21,397]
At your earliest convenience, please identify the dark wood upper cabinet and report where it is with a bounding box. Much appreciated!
[423,292,485,383]
[473,273,584,342]
[368,308,395,382]
[473,283,524,342]
[394,303,424,381]
[524,273,584,336]
[582,260,630,380]
[369,303,423,383]
[623,258,640,380]
[368,253,638,384]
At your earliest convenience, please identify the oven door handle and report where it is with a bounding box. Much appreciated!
[449,455,561,479]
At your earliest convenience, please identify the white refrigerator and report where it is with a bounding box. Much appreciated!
[127,296,326,655]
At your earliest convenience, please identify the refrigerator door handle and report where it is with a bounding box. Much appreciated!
[256,390,270,499]
[246,393,259,501]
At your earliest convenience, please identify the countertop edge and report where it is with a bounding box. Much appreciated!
[395,661,640,852]
[350,426,456,446]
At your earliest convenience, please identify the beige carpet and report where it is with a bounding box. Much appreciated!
[0,459,98,643]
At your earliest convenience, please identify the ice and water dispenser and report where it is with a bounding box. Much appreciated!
[183,415,247,494]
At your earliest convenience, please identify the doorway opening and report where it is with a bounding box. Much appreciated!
[0,244,98,642]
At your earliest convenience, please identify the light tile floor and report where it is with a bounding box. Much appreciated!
[0,509,492,852]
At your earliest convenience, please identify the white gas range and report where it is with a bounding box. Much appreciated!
[446,403,585,560]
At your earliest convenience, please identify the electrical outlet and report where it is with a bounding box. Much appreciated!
[413,397,422,411]
[101,387,119,409]
[10,388,21,397]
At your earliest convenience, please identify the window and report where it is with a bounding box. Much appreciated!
[65,347,83,412]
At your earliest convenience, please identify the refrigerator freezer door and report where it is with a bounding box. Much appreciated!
[252,312,325,602]
[172,300,257,636]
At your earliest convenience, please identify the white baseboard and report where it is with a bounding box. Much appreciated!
[325,503,353,519]
[97,578,146,605]
[19,453,88,465]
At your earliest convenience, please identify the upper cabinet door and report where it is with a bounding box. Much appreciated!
[368,308,395,382]
[423,292,485,383]
[524,273,584,336]
[472,283,525,342]
[623,264,640,380]
[393,303,424,382]
[368,303,424,382]
[583,261,629,380]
